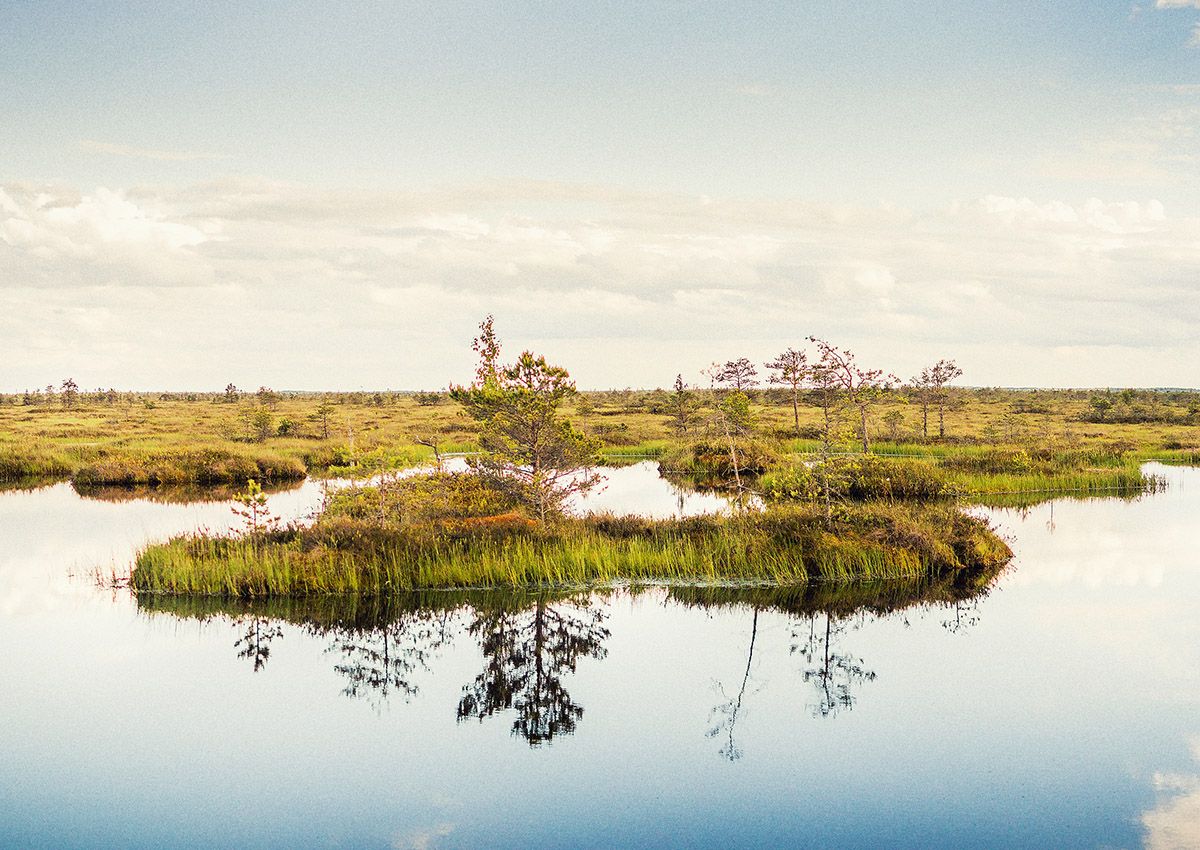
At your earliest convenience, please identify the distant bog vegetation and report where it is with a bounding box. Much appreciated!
[1,378,1197,488]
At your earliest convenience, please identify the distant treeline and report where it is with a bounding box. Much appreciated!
[6,383,1199,422]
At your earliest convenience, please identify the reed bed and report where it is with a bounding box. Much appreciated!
[599,440,670,459]
[759,447,1159,507]
[1135,447,1200,466]
[0,439,308,485]
[133,501,1010,597]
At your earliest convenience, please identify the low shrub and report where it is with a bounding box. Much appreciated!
[761,455,955,502]
[325,472,519,527]
[660,439,780,478]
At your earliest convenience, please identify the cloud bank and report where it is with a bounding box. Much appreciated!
[2,179,1197,389]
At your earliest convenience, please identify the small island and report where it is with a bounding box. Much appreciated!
[127,318,1165,598]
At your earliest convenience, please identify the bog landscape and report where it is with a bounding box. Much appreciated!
[5,323,1200,847]
[7,3,1200,849]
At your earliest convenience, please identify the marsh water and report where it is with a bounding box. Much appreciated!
[2,461,1199,849]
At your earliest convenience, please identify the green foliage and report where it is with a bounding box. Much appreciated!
[133,499,1011,596]
[236,406,275,442]
[713,357,759,391]
[717,390,754,434]
[309,400,335,440]
[60,378,79,409]
[762,456,955,502]
[231,478,278,534]
[451,330,601,519]
[660,438,779,478]
[665,374,700,434]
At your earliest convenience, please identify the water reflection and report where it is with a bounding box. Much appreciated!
[71,479,305,505]
[326,607,458,708]
[457,594,610,745]
[235,617,283,672]
[794,611,877,719]
[138,571,1000,750]
[10,465,1200,849]
[706,607,762,761]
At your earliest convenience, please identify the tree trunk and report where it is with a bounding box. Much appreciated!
[791,387,800,436]
[723,414,743,497]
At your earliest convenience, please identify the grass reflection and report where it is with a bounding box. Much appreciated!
[138,569,1002,750]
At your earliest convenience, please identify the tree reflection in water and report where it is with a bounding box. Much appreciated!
[234,617,283,672]
[793,612,876,719]
[941,597,982,635]
[139,566,1002,749]
[706,608,764,761]
[457,595,610,745]
[326,607,459,709]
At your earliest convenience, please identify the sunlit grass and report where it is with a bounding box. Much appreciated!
[132,502,1010,597]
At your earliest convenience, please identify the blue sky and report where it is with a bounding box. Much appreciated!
[2,1,1200,388]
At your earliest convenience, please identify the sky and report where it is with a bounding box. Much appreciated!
[2,0,1200,390]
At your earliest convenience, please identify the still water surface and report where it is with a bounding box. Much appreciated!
[1,462,1198,849]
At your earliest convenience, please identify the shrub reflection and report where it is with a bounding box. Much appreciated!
[139,566,1000,749]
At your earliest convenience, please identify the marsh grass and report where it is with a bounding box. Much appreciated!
[133,501,1010,597]
[1134,447,1200,466]
[72,446,306,486]
[0,437,308,485]
[760,445,1159,507]
[3,389,1198,487]
[599,440,670,459]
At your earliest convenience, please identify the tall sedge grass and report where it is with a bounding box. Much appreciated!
[1135,447,1200,466]
[0,440,308,485]
[599,441,669,459]
[133,502,1011,598]
[762,446,1160,507]
[951,467,1157,498]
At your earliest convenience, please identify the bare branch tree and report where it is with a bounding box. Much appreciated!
[909,368,934,439]
[928,359,964,438]
[765,348,809,437]
[714,357,759,392]
[808,338,898,453]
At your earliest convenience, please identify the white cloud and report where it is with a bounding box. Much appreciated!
[1155,0,1200,7]
[1144,763,1200,849]
[2,178,1200,389]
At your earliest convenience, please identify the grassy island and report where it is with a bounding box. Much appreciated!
[16,318,1182,596]
[131,322,1024,597]
[133,471,1012,596]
